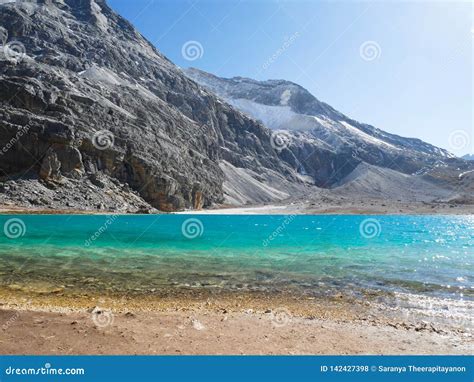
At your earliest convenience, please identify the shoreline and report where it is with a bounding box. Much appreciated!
[0,214,471,355]
[0,289,472,355]
[1,201,473,215]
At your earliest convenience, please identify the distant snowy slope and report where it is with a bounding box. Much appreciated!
[185,67,465,188]
[185,68,453,159]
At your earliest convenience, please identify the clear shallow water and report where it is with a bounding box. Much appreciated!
[0,215,472,301]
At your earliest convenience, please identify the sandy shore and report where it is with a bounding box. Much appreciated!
[0,203,472,354]
[1,199,473,215]
[177,200,474,215]
[0,290,471,355]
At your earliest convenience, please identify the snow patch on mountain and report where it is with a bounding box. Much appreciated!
[338,121,397,149]
[228,99,315,131]
[280,89,292,105]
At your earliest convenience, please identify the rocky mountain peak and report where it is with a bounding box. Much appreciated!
[0,1,471,212]
[0,0,303,212]
[185,68,348,123]
[185,67,471,189]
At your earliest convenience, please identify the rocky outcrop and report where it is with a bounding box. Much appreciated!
[0,0,301,211]
[0,1,471,211]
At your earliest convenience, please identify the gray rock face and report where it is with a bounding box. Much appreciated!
[185,68,470,188]
[0,0,471,211]
[0,0,300,211]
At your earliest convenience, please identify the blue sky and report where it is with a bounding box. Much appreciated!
[108,0,473,156]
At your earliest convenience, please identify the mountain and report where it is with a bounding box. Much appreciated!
[0,0,307,212]
[185,69,457,180]
[0,0,471,212]
[462,154,474,161]
[185,69,474,204]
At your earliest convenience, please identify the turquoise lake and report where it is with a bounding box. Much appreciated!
[0,215,472,301]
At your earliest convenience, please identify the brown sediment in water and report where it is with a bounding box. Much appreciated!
[0,286,367,320]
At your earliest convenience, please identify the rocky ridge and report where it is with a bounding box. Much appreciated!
[0,0,472,212]
[185,68,473,204]
[0,0,304,212]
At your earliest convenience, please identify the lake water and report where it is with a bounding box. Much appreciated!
[0,215,472,305]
